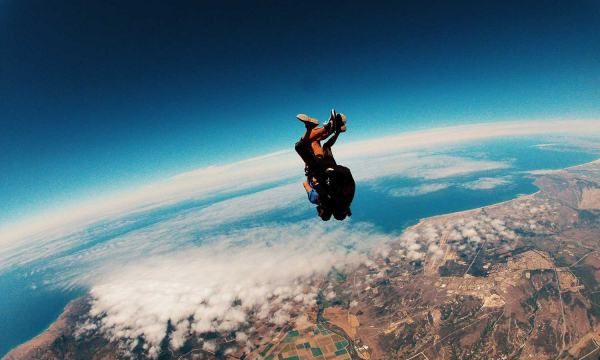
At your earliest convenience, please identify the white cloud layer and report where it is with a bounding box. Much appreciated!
[462,176,512,190]
[0,184,303,275]
[79,221,392,354]
[0,152,511,275]
[1,119,599,247]
[350,153,509,181]
[388,183,450,197]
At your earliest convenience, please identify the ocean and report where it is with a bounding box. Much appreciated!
[0,136,597,357]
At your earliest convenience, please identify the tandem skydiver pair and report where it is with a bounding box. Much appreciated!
[294,109,355,221]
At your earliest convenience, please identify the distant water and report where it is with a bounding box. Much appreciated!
[0,137,597,357]
[0,270,84,356]
[352,138,597,232]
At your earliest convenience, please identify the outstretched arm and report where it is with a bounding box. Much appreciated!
[305,126,332,142]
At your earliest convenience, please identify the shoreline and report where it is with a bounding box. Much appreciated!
[410,158,600,227]
[4,157,599,358]
[3,297,88,360]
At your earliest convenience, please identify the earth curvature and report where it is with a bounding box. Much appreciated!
[3,121,600,359]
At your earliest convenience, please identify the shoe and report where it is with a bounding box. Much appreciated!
[296,114,319,125]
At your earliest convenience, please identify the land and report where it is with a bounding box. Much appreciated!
[5,160,600,360]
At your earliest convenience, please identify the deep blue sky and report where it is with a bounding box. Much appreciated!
[1,0,599,223]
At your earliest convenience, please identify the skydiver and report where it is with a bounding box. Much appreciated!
[301,128,341,206]
[295,110,350,220]
[294,110,346,176]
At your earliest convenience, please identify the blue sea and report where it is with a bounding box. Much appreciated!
[0,137,597,357]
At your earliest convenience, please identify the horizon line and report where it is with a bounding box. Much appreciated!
[1,118,599,246]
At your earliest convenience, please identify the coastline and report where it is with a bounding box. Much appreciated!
[411,158,600,227]
[2,297,88,360]
[5,157,599,359]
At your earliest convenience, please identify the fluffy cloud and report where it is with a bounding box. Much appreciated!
[0,183,304,275]
[386,169,512,197]
[462,176,512,190]
[444,215,517,255]
[533,139,600,154]
[526,169,563,176]
[392,212,519,264]
[78,221,392,353]
[350,153,509,181]
[388,183,450,197]
[177,183,302,229]
[396,224,444,261]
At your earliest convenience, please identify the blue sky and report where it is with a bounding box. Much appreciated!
[1,0,599,223]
